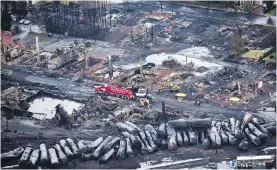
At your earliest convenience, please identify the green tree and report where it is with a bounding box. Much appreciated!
[1,2,12,31]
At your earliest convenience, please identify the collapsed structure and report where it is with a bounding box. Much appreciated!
[1,1,276,169]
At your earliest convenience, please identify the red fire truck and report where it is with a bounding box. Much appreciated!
[94,85,134,99]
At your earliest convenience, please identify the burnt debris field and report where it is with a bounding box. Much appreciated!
[1,1,276,169]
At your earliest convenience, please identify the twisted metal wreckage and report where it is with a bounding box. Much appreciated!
[1,113,275,169]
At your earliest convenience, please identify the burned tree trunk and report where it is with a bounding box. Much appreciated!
[55,104,70,126]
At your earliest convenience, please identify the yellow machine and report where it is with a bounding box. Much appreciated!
[158,82,180,92]
[175,93,187,101]
[139,98,150,107]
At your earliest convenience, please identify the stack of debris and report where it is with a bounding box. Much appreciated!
[162,59,182,68]
[195,66,209,73]
[169,35,184,43]
[215,67,248,81]
[262,72,276,82]
[179,72,195,80]
[210,87,234,96]
[157,31,169,38]
[165,106,182,117]
[73,96,118,122]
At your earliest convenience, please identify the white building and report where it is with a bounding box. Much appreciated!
[237,0,263,7]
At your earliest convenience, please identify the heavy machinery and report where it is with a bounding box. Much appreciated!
[158,82,180,92]
[139,98,150,107]
[133,87,154,103]
[175,93,187,102]
[94,85,134,99]
[94,85,154,102]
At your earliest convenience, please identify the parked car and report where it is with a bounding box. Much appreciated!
[19,19,26,24]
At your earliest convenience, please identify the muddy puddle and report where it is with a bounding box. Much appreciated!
[28,97,84,120]
[145,47,222,73]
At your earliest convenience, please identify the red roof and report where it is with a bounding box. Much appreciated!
[1,31,23,47]
[1,31,13,45]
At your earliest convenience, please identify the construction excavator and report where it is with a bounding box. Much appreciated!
[158,82,180,92]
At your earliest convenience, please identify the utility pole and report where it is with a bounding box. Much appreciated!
[109,55,113,80]
[151,25,154,41]
[146,27,148,39]
[140,56,142,75]
[36,36,40,62]
[162,102,167,122]
[84,48,88,68]
[186,56,188,64]
[160,2,163,12]
[82,48,87,79]
[131,27,133,39]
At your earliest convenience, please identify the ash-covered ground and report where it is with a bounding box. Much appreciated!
[1,1,276,169]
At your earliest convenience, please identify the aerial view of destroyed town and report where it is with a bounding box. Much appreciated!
[1,0,276,169]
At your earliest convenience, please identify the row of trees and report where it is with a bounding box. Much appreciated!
[1,1,29,31]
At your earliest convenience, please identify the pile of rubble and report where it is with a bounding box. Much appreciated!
[162,58,182,68]
[1,87,39,109]
[262,72,276,82]
[75,96,119,121]
[215,66,248,81]
[169,35,185,43]
[195,66,209,73]
[210,87,234,96]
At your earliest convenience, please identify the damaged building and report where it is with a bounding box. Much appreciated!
[1,0,276,169]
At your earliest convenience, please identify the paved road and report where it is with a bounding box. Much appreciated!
[153,93,246,117]
[2,65,95,97]
[134,1,276,25]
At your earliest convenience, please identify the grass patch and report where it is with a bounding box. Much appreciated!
[242,50,266,59]
[263,52,276,62]
[266,8,276,16]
